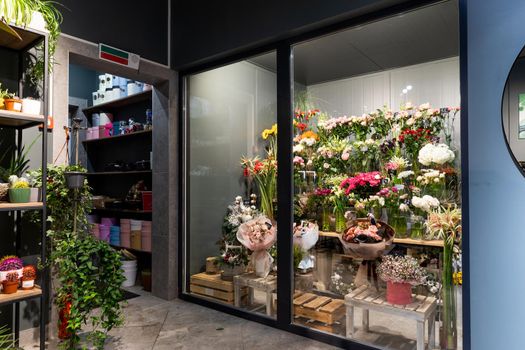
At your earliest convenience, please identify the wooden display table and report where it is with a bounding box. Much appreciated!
[345,285,437,350]
[293,291,345,333]
[233,273,277,316]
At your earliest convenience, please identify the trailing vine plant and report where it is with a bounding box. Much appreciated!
[33,164,124,349]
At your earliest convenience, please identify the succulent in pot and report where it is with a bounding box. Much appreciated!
[8,175,30,203]
[22,265,37,290]
[0,255,24,282]
[3,95,22,112]
[2,272,20,294]
[25,171,41,202]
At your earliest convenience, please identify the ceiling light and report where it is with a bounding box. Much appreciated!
[402,89,408,94]
[406,85,413,90]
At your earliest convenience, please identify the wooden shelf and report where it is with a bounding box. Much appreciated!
[0,25,43,51]
[318,231,444,247]
[0,109,44,129]
[0,202,44,211]
[91,208,151,216]
[110,244,151,255]
[87,170,152,176]
[392,238,444,247]
[82,129,152,145]
[82,90,152,115]
[0,286,41,306]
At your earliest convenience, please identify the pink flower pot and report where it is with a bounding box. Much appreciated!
[386,281,413,305]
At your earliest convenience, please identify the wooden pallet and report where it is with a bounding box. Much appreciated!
[190,272,246,304]
[293,291,345,331]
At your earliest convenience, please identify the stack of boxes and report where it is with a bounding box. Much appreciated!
[92,74,151,107]
[88,215,152,252]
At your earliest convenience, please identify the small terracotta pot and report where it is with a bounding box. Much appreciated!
[21,279,35,290]
[386,281,413,305]
[4,98,22,112]
[2,280,18,294]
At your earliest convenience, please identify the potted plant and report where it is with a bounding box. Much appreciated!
[2,272,19,294]
[63,166,87,189]
[215,196,253,281]
[8,175,30,203]
[376,255,426,305]
[21,97,41,115]
[22,265,36,290]
[26,170,41,202]
[3,95,22,112]
[0,256,23,282]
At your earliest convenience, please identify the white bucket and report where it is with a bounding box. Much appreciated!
[121,262,137,287]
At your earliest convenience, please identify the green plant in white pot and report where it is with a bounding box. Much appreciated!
[25,170,41,202]
[8,175,30,203]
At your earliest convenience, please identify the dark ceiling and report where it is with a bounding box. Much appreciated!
[249,0,458,86]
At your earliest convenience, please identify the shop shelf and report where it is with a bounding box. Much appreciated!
[0,109,45,129]
[87,170,152,176]
[82,129,152,145]
[0,202,44,211]
[0,286,42,306]
[110,244,152,255]
[318,231,444,247]
[82,90,152,115]
[0,25,43,51]
[91,208,152,217]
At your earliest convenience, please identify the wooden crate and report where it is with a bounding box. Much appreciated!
[293,291,345,331]
[190,272,246,305]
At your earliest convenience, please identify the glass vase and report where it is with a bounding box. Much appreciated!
[334,208,346,233]
[387,208,407,238]
[321,206,331,231]
[410,214,425,239]
[441,241,458,349]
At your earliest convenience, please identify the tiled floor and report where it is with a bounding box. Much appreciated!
[20,286,461,350]
[20,287,338,350]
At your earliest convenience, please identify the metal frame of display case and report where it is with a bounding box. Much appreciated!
[178,0,470,349]
[0,24,49,350]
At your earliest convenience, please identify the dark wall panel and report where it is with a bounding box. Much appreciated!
[171,0,411,69]
[59,0,169,65]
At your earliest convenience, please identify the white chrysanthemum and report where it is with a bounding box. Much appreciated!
[412,195,440,212]
[398,170,415,179]
[293,144,304,153]
[418,143,455,166]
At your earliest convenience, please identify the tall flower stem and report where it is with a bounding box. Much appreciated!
[442,241,457,349]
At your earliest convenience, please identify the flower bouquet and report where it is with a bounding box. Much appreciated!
[377,255,426,305]
[341,171,382,200]
[338,217,394,260]
[237,215,277,278]
[293,221,319,272]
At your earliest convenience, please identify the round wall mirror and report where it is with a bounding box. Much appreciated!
[503,48,525,172]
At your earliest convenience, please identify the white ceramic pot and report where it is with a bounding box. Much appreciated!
[28,11,46,32]
[0,268,23,282]
[29,188,40,202]
[22,279,35,290]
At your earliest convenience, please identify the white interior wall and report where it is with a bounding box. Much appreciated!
[307,57,461,148]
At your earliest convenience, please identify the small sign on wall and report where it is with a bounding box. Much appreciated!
[99,44,140,70]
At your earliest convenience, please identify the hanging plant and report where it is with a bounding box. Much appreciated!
[0,0,63,92]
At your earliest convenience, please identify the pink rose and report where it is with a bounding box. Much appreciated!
[341,152,350,161]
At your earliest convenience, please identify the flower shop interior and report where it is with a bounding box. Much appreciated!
[4,0,525,349]
[183,0,463,349]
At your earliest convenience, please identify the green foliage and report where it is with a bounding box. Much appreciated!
[0,134,41,182]
[0,0,63,87]
[52,233,124,350]
[293,244,304,270]
[32,164,124,349]
[32,164,92,235]
[0,325,16,350]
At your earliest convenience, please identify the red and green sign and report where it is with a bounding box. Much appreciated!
[99,44,140,69]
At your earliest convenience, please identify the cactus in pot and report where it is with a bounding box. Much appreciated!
[8,175,30,203]
[2,272,19,294]
[0,256,24,283]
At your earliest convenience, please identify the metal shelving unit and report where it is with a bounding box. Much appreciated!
[0,24,49,350]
